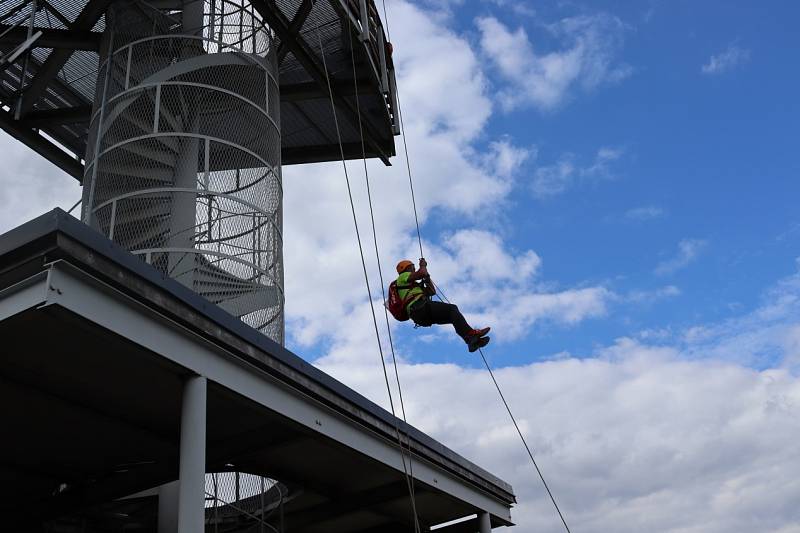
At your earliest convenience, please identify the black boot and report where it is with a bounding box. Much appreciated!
[467,335,490,352]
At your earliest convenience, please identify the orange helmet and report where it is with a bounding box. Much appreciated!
[396,260,413,274]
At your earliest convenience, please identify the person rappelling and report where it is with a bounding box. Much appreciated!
[388,258,491,352]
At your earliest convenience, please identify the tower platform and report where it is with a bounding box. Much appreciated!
[0,209,515,532]
[0,0,398,176]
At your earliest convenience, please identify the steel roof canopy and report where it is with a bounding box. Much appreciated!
[0,208,516,532]
[0,0,399,179]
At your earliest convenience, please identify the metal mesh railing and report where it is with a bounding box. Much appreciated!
[205,471,285,533]
[81,0,284,343]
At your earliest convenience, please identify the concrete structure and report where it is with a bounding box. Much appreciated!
[0,209,516,531]
[0,1,517,531]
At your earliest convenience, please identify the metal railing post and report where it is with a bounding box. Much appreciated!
[109,200,117,239]
[14,0,36,119]
[84,27,115,226]
[377,25,389,92]
[359,0,369,41]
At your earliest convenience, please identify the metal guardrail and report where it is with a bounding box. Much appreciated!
[206,471,286,533]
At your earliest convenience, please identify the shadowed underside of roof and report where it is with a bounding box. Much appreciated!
[0,208,516,533]
[0,0,398,179]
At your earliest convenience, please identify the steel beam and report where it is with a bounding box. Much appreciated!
[0,25,100,50]
[208,430,311,470]
[251,0,392,164]
[16,0,111,117]
[282,142,383,165]
[24,104,92,126]
[38,261,514,523]
[39,0,73,28]
[281,480,414,530]
[276,0,315,63]
[0,107,83,179]
[281,80,373,101]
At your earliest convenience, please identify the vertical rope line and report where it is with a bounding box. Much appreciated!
[396,101,424,259]
[376,0,423,259]
[317,28,421,533]
[376,5,572,532]
[347,15,421,518]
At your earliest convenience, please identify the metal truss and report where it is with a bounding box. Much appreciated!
[0,0,398,178]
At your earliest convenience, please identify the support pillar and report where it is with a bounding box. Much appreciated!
[158,481,179,533]
[178,375,207,533]
[478,512,491,533]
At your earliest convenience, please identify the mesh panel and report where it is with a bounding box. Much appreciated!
[83,0,284,344]
[205,472,285,529]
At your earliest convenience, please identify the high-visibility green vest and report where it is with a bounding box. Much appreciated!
[396,271,425,314]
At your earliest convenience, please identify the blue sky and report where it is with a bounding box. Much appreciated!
[1,1,800,531]
[281,2,800,528]
[322,0,800,368]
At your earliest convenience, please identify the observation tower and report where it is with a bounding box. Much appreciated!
[0,2,516,533]
[0,0,399,344]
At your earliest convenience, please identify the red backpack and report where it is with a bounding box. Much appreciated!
[386,281,419,322]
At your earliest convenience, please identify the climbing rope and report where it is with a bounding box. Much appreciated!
[377,0,423,259]
[345,18,422,514]
[375,4,573,532]
[477,348,573,533]
[316,27,422,533]
[397,101,424,259]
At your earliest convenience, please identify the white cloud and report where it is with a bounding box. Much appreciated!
[1,4,798,530]
[655,238,708,276]
[476,14,631,111]
[702,44,751,75]
[0,0,601,359]
[626,284,681,304]
[423,230,612,341]
[625,205,665,221]
[681,266,800,369]
[483,0,536,17]
[532,147,623,198]
[307,227,613,365]
[281,0,526,348]
[583,147,624,176]
[532,155,575,198]
[487,139,533,178]
[317,265,800,533]
[785,325,800,370]
[281,1,587,353]
[0,135,80,233]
